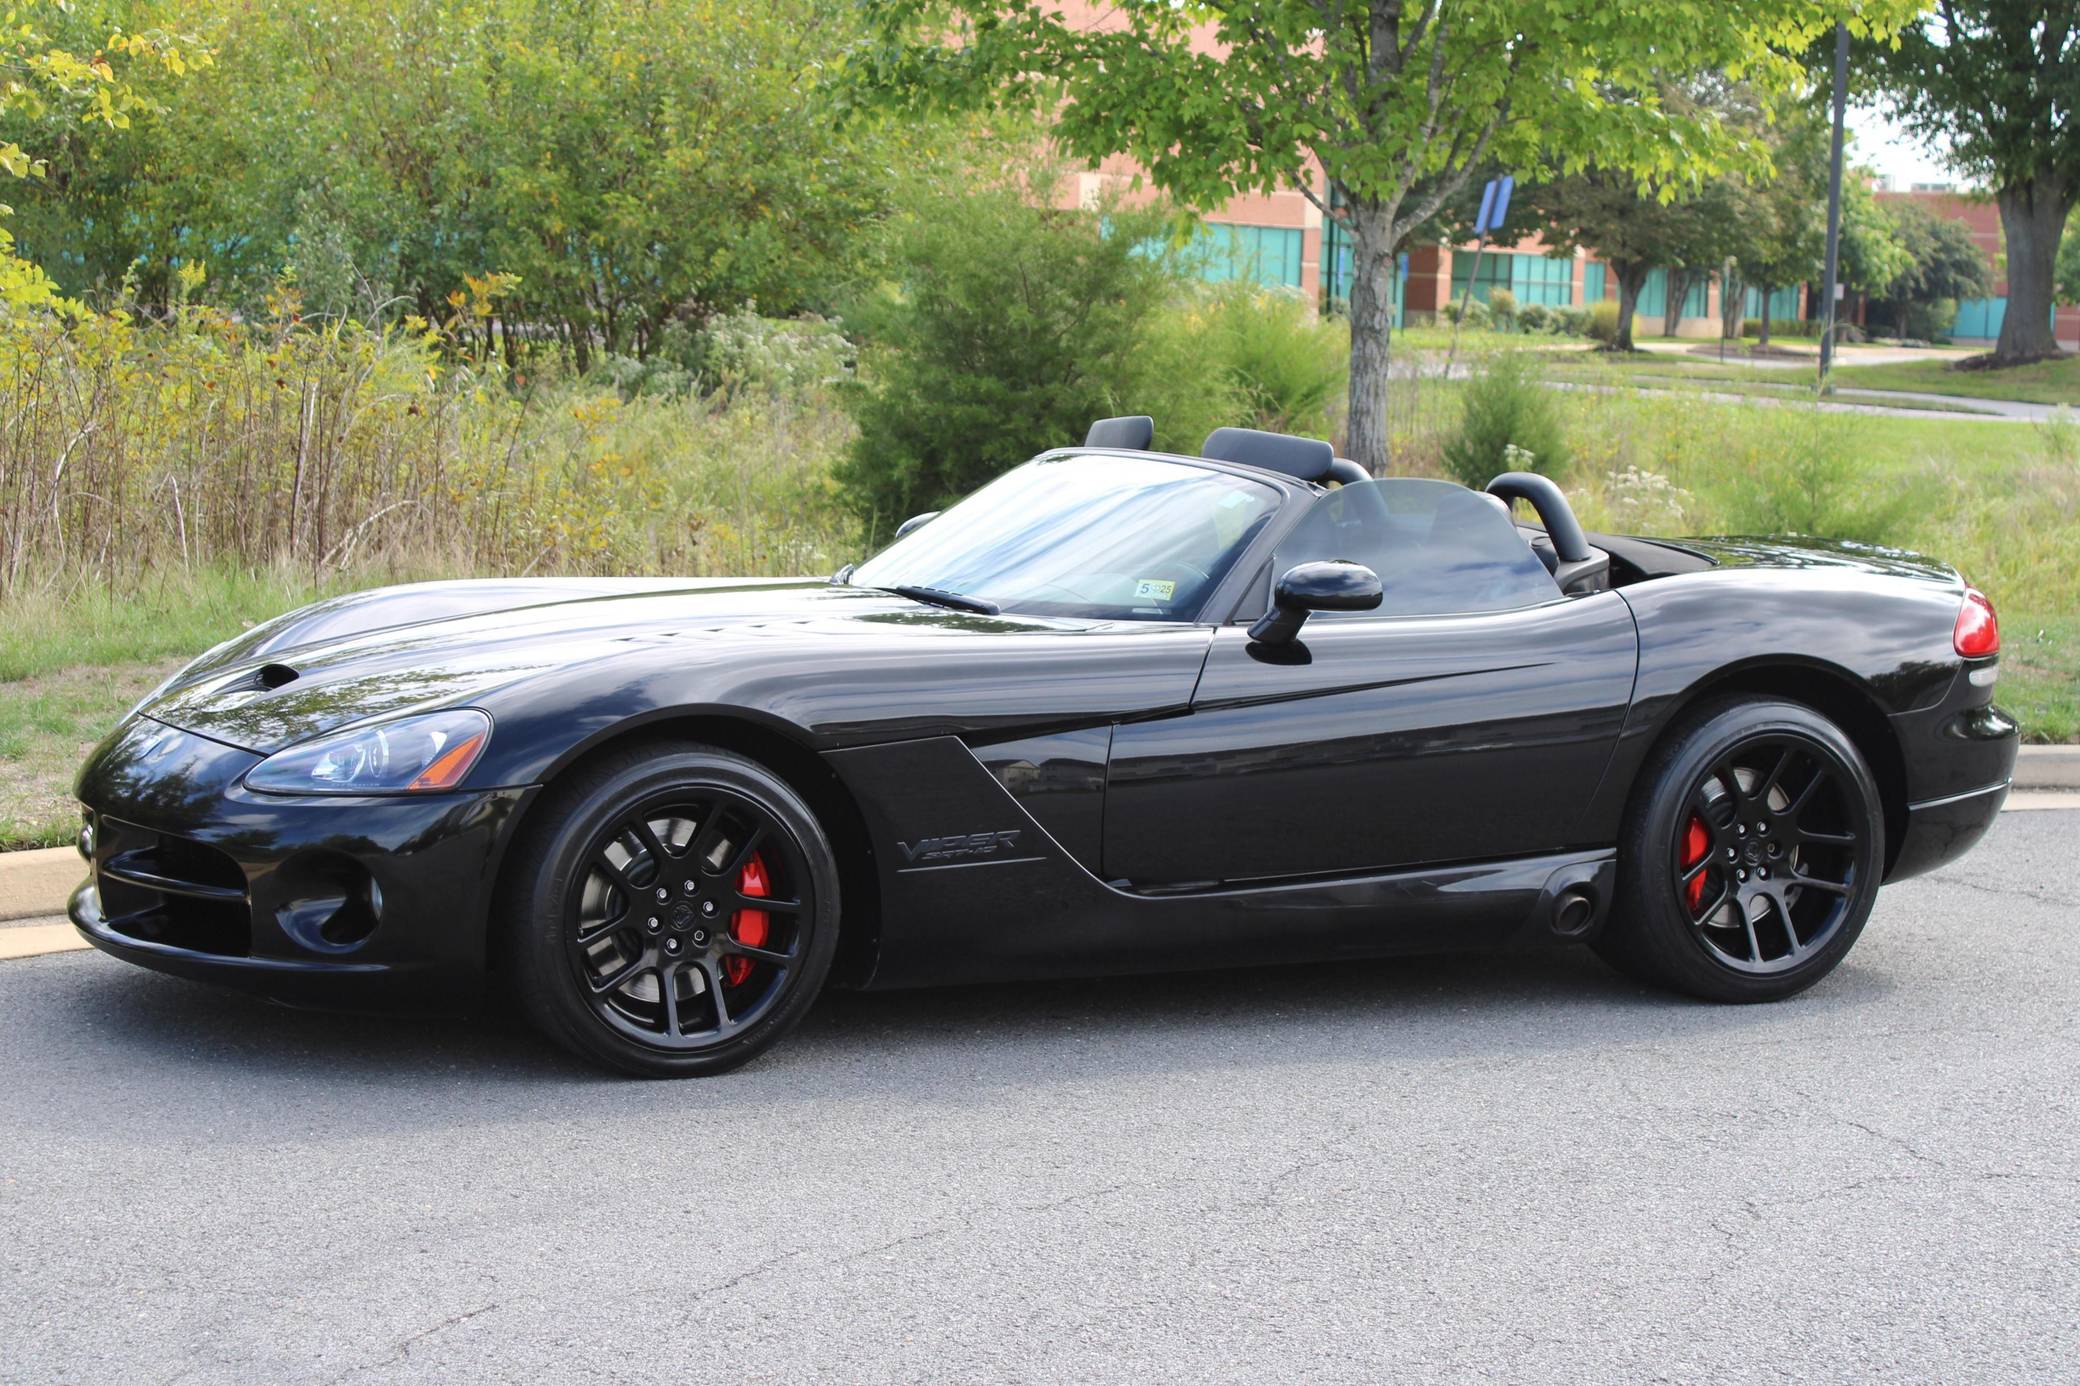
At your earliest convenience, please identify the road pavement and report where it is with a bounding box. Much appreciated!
[2,810,2075,1383]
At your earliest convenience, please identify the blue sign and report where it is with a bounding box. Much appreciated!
[1474,176,1515,237]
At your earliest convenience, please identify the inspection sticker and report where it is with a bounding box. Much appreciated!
[1133,579,1177,602]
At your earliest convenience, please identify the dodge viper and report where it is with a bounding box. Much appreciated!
[70,417,2018,1075]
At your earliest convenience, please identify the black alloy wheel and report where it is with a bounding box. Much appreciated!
[1600,698,1884,1003]
[506,742,840,1076]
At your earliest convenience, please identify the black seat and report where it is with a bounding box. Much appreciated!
[1084,415,1155,450]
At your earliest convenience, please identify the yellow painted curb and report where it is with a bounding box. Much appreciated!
[0,921,89,960]
[0,847,82,922]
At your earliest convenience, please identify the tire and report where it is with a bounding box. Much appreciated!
[1597,697,1885,1003]
[504,741,840,1076]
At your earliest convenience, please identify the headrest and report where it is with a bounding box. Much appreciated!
[1200,427,1336,482]
[1084,415,1155,450]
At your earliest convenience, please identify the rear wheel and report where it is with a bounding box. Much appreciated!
[1599,698,1884,1002]
[506,742,839,1076]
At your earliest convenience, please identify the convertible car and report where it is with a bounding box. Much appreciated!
[71,417,2017,1075]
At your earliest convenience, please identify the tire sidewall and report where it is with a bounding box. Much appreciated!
[1618,699,1885,1002]
[510,745,841,1076]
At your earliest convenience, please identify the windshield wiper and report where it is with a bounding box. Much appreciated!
[877,584,1000,616]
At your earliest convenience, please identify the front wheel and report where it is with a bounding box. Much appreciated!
[1599,698,1885,1003]
[505,742,840,1076]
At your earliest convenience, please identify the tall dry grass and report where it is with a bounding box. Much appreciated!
[0,304,859,597]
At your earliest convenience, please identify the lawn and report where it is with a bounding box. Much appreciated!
[0,568,349,848]
[1545,361,2007,415]
[1826,354,2080,407]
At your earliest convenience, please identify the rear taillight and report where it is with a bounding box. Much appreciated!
[1953,588,1999,658]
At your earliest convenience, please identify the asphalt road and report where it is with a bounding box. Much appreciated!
[3,812,2075,1384]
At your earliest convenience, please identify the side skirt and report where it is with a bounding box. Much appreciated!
[825,735,1617,990]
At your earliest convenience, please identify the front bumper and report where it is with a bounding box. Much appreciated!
[69,716,533,1004]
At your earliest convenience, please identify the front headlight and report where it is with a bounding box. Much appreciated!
[245,709,492,795]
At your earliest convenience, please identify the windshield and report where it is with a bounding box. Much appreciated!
[850,454,1282,621]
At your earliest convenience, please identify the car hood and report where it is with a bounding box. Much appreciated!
[137,577,1109,755]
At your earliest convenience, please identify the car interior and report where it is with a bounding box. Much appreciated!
[1078,415,1721,603]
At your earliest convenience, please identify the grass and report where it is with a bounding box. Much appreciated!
[1548,365,2007,415]
[1825,354,2080,407]
[0,661,182,849]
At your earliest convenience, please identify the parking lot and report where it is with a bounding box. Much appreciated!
[2,808,2075,1383]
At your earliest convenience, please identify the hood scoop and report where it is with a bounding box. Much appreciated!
[233,662,302,693]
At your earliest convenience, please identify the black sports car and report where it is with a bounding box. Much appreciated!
[71,418,2017,1075]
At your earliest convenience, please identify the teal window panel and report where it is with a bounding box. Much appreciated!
[1742,285,1801,320]
[1637,268,1668,319]
[1449,251,1514,302]
[1950,297,2005,338]
[1188,223,1304,288]
[1584,262,1607,302]
[1507,254,1574,306]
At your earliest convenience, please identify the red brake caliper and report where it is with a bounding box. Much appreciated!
[726,851,771,986]
[1680,814,1710,913]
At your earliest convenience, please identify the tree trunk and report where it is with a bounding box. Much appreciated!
[1756,285,1773,348]
[1343,204,1396,477]
[1662,268,1692,339]
[1612,261,1649,352]
[1993,176,2071,363]
[1720,261,1743,339]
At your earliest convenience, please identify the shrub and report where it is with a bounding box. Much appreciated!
[1555,305,1592,337]
[1903,297,1959,342]
[1485,288,1518,330]
[1585,300,1621,345]
[700,306,855,400]
[1441,352,1569,487]
[1442,297,1492,329]
[1192,284,1348,437]
[1516,303,1555,334]
[837,187,1185,529]
[1741,317,1824,340]
[1694,411,1926,545]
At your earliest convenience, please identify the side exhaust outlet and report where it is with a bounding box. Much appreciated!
[1551,888,1597,938]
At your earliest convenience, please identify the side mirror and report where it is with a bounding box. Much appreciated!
[1247,561,1383,646]
[895,511,940,541]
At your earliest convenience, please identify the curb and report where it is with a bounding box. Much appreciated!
[2014,745,2080,791]
[0,847,81,923]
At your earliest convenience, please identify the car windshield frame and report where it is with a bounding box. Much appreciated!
[848,452,1288,624]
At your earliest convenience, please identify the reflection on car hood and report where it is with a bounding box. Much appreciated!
[140,576,1097,754]
[1674,536,1961,585]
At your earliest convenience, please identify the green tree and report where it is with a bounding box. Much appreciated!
[1874,200,1993,338]
[9,0,921,363]
[1724,109,1829,346]
[1856,2,2079,363]
[0,1,207,313]
[1524,164,1735,352]
[1521,84,1754,351]
[854,0,1917,473]
[837,188,1185,529]
[1836,176,1911,304]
